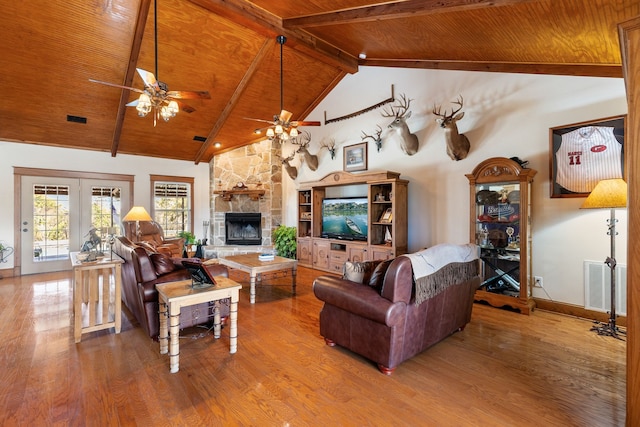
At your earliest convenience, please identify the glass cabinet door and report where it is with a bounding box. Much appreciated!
[475,182,522,298]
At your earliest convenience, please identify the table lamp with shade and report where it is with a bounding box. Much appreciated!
[580,178,628,339]
[122,206,153,241]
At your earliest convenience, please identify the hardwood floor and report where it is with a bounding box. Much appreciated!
[0,266,626,426]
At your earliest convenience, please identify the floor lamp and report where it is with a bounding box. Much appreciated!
[580,178,628,339]
[122,206,153,242]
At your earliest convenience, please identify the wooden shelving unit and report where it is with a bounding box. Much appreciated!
[297,170,408,271]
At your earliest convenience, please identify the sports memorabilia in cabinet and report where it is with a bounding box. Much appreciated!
[466,157,537,314]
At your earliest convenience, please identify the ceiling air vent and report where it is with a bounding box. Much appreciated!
[193,135,207,142]
[67,115,87,124]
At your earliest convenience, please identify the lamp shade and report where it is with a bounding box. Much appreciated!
[580,178,628,209]
[122,206,153,222]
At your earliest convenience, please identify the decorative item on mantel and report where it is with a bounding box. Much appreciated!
[214,182,265,201]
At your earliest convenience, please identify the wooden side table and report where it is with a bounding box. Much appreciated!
[69,252,123,343]
[157,277,242,373]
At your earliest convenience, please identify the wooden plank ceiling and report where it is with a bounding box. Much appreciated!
[1,0,637,164]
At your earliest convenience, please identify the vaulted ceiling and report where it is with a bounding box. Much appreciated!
[1,0,637,164]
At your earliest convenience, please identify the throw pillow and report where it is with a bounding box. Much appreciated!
[343,260,381,284]
[368,259,393,293]
[150,252,177,276]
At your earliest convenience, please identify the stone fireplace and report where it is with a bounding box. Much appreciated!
[207,140,282,255]
[225,213,262,245]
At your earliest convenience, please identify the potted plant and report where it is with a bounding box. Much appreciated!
[178,231,196,245]
[177,231,198,257]
[273,225,297,259]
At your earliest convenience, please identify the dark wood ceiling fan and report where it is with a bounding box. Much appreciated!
[89,0,210,126]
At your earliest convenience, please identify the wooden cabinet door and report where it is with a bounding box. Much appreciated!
[370,247,394,261]
[297,238,312,266]
[312,239,330,270]
[348,245,368,263]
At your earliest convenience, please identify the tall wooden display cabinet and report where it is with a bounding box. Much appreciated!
[466,157,537,314]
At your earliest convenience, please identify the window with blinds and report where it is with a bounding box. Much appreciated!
[153,182,191,237]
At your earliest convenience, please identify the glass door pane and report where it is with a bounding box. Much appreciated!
[89,186,122,253]
[33,184,70,261]
[21,176,79,275]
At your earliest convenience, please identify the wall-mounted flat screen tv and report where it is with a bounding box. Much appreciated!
[321,197,368,241]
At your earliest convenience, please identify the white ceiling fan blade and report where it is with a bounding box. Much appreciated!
[126,99,139,107]
[136,68,158,89]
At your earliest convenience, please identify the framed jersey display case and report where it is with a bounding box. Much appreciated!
[550,115,625,198]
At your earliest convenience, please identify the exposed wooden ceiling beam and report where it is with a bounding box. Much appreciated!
[360,58,623,78]
[110,0,151,157]
[284,0,538,28]
[194,37,274,164]
[186,0,358,73]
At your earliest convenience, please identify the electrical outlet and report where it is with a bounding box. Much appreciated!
[534,276,543,288]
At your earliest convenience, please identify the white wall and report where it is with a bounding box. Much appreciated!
[282,66,628,307]
[0,142,211,270]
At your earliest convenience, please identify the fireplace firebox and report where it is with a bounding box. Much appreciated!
[225,213,262,245]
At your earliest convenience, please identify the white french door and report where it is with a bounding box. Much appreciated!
[20,176,130,275]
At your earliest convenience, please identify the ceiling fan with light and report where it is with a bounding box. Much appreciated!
[89,0,210,126]
[246,35,320,142]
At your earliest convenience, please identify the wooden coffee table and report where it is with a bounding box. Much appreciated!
[218,253,297,304]
[157,277,241,373]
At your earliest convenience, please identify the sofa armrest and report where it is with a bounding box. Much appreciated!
[313,275,406,326]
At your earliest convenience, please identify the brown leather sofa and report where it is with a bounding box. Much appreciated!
[313,245,481,375]
[113,236,229,339]
[122,221,185,257]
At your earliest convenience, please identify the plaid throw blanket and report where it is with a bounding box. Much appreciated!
[404,243,479,305]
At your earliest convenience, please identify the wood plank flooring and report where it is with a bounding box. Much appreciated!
[0,266,626,426]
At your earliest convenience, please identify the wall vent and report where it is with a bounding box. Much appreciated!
[584,260,627,315]
[193,135,207,142]
[66,115,87,124]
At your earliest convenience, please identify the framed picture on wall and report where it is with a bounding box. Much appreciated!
[549,115,625,198]
[343,142,368,172]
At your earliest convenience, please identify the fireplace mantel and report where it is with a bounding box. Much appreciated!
[213,189,265,201]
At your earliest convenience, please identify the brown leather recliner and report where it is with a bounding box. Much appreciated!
[313,245,481,375]
[123,221,185,257]
[113,236,229,339]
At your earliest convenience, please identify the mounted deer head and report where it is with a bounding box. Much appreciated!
[381,94,419,155]
[279,152,298,180]
[292,131,319,171]
[320,137,339,160]
[432,95,471,161]
[361,125,383,152]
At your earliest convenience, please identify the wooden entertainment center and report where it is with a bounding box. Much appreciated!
[296,170,408,273]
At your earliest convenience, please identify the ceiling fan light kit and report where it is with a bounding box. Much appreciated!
[246,35,320,144]
[89,0,210,127]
